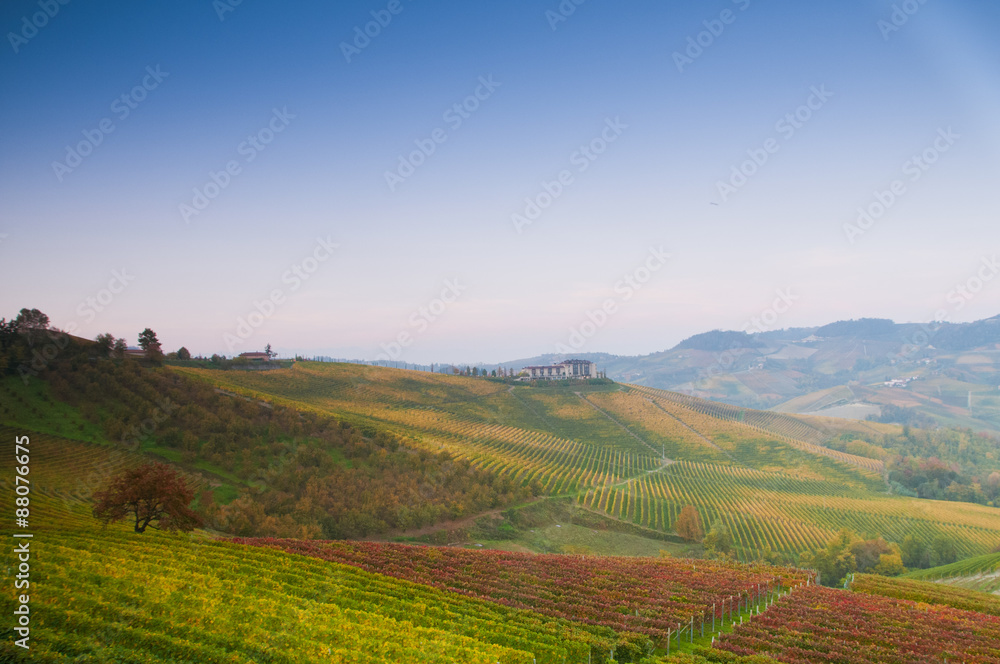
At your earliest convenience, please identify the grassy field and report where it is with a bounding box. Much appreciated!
[0,428,798,663]
[7,361,1000,663]
[172,362,1000,562]
[0,431,637,663]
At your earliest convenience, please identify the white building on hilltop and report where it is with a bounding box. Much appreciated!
[521,359,597,380]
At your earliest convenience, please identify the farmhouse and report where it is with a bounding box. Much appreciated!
[521,359,596,380]
[239,351,270,362]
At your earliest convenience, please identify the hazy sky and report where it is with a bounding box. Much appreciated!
[2,0,998,363]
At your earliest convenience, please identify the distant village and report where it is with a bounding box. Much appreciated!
[211,352,603,382]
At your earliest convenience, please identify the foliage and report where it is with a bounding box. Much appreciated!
[92,462,202,533]
[4,334,529,540]
[834,426,1000,506]
[239,537,812,649]
[813,318,896,338]
[717,584,1000,663]
[703,520,732,556]
[865,404,935,427]
[851,573,1000,616]
[655,648,780,664]
[897,533,959,570]
[798,530,908,586]
[675,330,762,351]
[675,505,704,542]
[138,327,164,365]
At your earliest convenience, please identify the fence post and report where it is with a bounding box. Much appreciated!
[690,615,694,642]
[666,630,670,656]
[712,603,716,632]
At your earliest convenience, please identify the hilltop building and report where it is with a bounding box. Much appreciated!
[239,351,271,362]
[521,359,596,380]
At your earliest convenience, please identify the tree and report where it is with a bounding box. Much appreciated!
[850,537,893,572]
[264,343,273,360]
[900,534,927,568]
[95,333,115,357]
[675,505,704,542]
[930,535,957,567]
[138,328,164,365]
[14,308,49,332]
[92,463,202,533]
[14,308,50,345]
[800,529,860,586]
[0,318,19,351]
[873,553,906,576]
[703,519,732,555]
[112,337,128,360]
[177,346,191,360]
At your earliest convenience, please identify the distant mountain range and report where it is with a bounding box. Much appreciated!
[502,315,1000,433]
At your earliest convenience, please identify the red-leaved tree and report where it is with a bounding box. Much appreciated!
[92,463,202,533]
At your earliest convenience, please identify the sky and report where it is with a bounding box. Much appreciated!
[1,0,999,363]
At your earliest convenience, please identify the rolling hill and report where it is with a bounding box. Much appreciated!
[5,331,1000,662]
[170,361,1000,561]
[4,427,1000,663]
[507,315,1000,434]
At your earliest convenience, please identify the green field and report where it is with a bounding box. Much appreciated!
[172,362,1000,562]
[6,356,1000,663]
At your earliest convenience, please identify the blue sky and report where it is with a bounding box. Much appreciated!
[1,0,998,362]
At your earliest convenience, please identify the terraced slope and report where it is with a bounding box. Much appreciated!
[177,364,665,494]
[579,460,1000,558]
[906,552,1000,594]
[717,584,1000,663]
[851,573,1000,615]
[0,431,634,664]
[173,363,1000,561]
[626,385,885,475]
[237,537,813,649]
